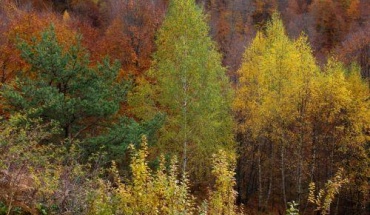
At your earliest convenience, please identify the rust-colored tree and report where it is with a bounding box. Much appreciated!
[102,0,166,76]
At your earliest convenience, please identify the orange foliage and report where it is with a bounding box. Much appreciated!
[251,0,277,29]
[0,5,78,118]
[95,18,136,75]
[335,24,370,79]
[204,0,255,82]
[6,0,52,11]
[69,19,101,60]
[7,12,76,48]
[102,0,165,76]
[70,0,105,27]
[347,0,360,21]
[0,11,77,83]
[309,0,362,56]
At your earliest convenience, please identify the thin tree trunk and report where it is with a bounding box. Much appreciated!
[258,140,263,211]
[304,126,318,214]
[182,74,188,175]
[281,139,287,209]
[334,195,340,215]
[297,128,303,204]
[311,126,318,181]
[182,37,188,175]
[265,141,273,209]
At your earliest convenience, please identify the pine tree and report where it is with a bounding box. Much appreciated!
[1,25,128,143]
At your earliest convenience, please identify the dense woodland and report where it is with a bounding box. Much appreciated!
[0,0,369,214]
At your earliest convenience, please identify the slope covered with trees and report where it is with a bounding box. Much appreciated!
[0,0,369,214]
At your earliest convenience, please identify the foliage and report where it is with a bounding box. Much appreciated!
[308,168,348,215]
[1,24,167,177]
[0,114,102,214]
[87,136,242,215]
[234,12,369,213]
[129,0,235,186]
[0,1,369,214]
[2,121,240,214]
[84,115,165,169]
[0,10,77,88]
[1,25,129,142]
[285,201,299,215]
[87,136,195,215]
[208,150,238,215]
[309,0,361,54]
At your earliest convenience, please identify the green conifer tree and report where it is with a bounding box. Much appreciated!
[1,26,162,160]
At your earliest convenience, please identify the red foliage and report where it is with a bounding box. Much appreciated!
[0,3,78,85]
[335,23,370,79]
[308,0,365,62]
[100,0,166,76]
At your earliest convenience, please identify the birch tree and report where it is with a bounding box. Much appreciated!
[130,0,235,185]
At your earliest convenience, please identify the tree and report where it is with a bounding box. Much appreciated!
[93,0,164,78]
[208,150,238,215]
[88,138,241,215]
[334,24,370,82]
[129,0,235,186]
[1,25,128,143]
[0,10,77,87]
[203,0,255,83]
[234,13,314,210]
[234,13,369,213]
[310,60,370,214]
[308,0,362,59]
[251,0,277,29]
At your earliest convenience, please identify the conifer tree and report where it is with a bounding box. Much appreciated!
[0,26,161,158]
[2,26,128,142]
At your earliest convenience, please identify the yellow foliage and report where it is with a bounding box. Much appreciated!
[234,12,369,211]
[89,136,195,215]
[208,150,238,215]
[62,10,71,22]
[308,168,349,215]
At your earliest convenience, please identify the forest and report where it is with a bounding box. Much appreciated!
[0,0,369,214]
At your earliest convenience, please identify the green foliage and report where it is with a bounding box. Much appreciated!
[1,25,129,142]
[84,114,165,170]
[0,3,368,214]
[0,25,165,172]
[286,201,299,215]
[130,0,235,185]
[0,114,102,214]
[1,113,240,214]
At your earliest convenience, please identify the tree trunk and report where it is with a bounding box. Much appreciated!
[281,139,287,210]
[297,127,303,204]
[265,141,273,209]
[258,139,263,211]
